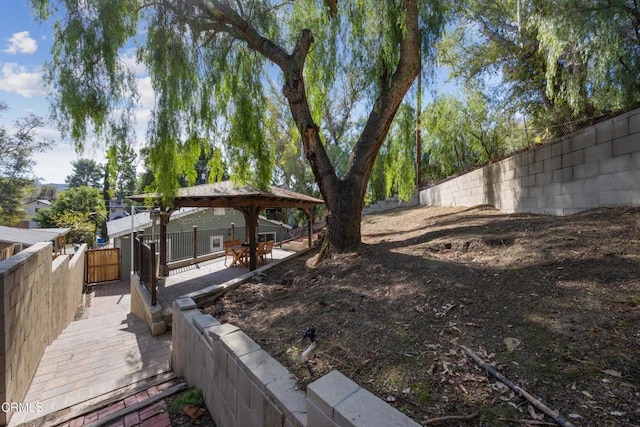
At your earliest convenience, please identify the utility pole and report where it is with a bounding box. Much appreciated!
[416,69,422,187]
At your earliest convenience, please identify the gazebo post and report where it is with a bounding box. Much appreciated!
[159,210,171,276]
[240,205,260,271]
[304,208,313,248]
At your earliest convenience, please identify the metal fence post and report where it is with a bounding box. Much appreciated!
[193,225,198,259]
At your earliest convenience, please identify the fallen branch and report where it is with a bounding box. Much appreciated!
[499,418,557,426]
[461,346,574,427]
[424,412,479,425]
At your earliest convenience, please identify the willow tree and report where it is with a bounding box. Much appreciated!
[30,0,448,250]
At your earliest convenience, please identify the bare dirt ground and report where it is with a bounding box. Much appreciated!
[203,205,640,426]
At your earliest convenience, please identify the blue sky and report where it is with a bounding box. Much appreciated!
[0,1,81,183]
[0,1,152,184]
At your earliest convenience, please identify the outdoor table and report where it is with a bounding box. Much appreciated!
[229,245,249,267]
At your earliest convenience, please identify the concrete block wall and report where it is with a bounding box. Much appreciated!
[0,243,85,425]
[172,298,418,427]
[420,108,640,215]
[130,273,166,336]
[363,192,420,215]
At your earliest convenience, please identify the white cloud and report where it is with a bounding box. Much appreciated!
[3,31,37,54]
[121,50,147,76]
[0,63,45,98]
[137,76,155,109]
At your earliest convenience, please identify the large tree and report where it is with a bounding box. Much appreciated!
[0,101,52,225]
[34,186,107,242]
[438,0,640,128]
[65,158,104,188]
[31,0,449,250]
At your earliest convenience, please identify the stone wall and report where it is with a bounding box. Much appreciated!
[420,108,640,215]
[0,243,85,425]
[172,297,420,427]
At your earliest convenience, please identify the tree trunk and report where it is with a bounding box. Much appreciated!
[323,179,365,250]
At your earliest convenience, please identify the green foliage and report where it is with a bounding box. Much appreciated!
[31,0,449,202]
[439,0,640,128]
[0,100,52,179]
[34,186,107,242]
[54,211,97,244]
[0,178,36,226]
[105,139,137,202]
[0,100,51,225]
[421,91,527,180]
[383,104,416,201]
[167,388,204,415]
[66,158,104,189]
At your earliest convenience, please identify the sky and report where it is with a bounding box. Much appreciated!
[0,1,152,184]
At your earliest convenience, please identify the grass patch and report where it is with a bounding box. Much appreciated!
[167,387,204,415]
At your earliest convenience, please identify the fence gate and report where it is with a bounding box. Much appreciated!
[85,248,121,284]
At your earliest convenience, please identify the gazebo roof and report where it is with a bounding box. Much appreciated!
[128,180,324,210]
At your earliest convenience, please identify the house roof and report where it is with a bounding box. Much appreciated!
[25,199,51,206]
[0,226,69,246]
[106,207,291,239]
[128,180,324,210]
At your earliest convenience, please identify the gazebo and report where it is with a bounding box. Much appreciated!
[128,181,324,272]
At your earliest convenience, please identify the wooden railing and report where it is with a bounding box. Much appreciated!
[133,236,157,305]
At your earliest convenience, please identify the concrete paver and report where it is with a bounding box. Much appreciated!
[157,248,294,307]
[9,282,172,426]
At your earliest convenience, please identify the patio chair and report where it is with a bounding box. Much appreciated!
[263,240,275,263]
[256,242,267,265]
[224,239,242,266]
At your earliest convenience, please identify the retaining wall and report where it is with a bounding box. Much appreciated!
[172,297,419,427]
[420,108,640,214]
[0,243,85,425]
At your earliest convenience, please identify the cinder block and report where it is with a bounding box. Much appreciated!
[220,331,261,362]
[307,371,360,420]
[551,167,572,182]
[285,411,307,427]
[265,374,306,418]
[612,171,640,190]
[632,151,640,170]
[264,396,284,426]
[543,183,562,196]
[551,195,574,209]
[551,141,563,157]
[174,297,196,311]
[239,349,289,392]
[534,145,552,162]
[561,180,584,195]
[573,162,598,179]
[584,141,612,162]
[528,161,544,175]
[535,172,553,186]
[597,120,613,143]
[562,150,584,168]
[208,323,240,342]
[600,155,631,174]
[612,134,638,156]
[630,111,640,135]
[562,139,573,154]
[613,115,629,138]
[543,156,561,172]
[334,388,421,427]
[572,128,596,151]
[573,193,599,209]
[193,314,220,334]
[585,175,614,193]
[599,190,635,206]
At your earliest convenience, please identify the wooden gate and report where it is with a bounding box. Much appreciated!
[85,248,121,284]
